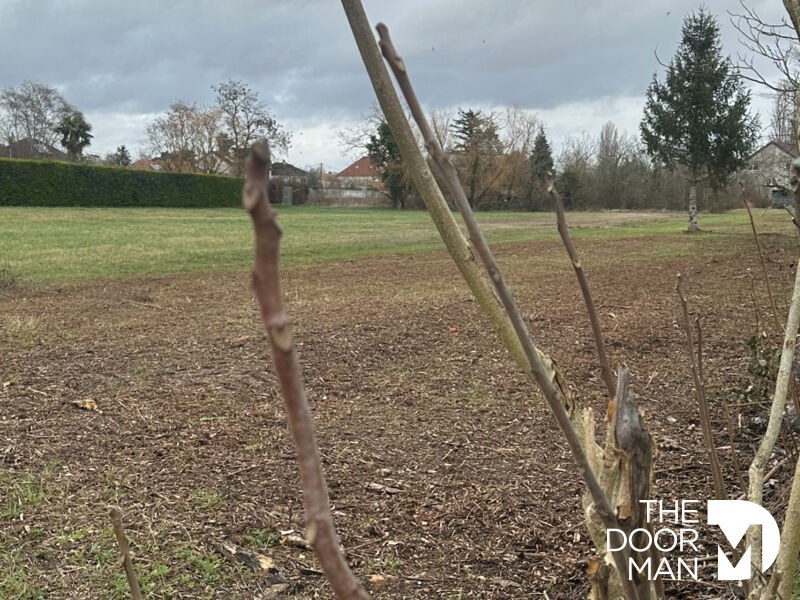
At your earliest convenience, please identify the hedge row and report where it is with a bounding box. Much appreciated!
[0,158,242,207]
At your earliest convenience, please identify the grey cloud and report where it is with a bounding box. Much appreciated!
[0,0,788,164]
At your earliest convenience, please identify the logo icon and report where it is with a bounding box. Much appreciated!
[707,500,780,580]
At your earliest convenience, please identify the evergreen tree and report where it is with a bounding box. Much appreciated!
[366,120,409,209]
[524,126,555,211]
[450,108,501,207]
[640,8,759,231]
[530,126,554,181]
[108,145,132,167]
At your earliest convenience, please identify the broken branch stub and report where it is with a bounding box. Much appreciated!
[242,142,370,600]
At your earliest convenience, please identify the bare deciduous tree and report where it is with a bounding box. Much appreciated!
[732,1,800,150]
[146,101,201,172]
[214,79,290,176]
[0,80,73,147]
[146,102,226,174]
[733,1,800,93]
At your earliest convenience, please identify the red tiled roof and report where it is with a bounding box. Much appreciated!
[337,156,379,178]
[130,158,156,170]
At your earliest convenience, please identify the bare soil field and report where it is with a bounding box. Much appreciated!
[2,228,799,599]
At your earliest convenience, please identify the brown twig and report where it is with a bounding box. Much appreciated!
[375,23,639,600]
[676,275,727,500]
[741,182,781,334]
[749,273,763,338]
[340,0,531,375]
[242,141,369,600]
[694,316,704,383]
[742,182,800,496]
[736,456,793,501]
[548,182,616,400]
[109,506,144,600]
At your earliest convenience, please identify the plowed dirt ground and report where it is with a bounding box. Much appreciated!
[2,217,799,599]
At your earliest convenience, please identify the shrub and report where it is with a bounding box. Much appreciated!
[0,158,241,207]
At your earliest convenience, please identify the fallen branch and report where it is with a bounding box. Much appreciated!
[109,506,143,600]
[242,141,369,600]
[375,23,639,600]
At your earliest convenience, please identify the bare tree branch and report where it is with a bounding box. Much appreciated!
[340,0,533,376]
[548,181,616,400]
[109,506,144,600]
[242,141,369,600]
[676,275,727,500]
[741,182,800,423]
[743,190,783,337]
[731,0,800,93]
[375,22,640,600]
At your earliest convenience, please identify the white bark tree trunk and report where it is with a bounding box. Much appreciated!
[687,183,698,233]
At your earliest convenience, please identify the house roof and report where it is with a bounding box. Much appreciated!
[0,137,69,161]
[751,139,799,159]
[272,161,308,178]
[130,158,160,171]
[772,139,799,157]
[337,156,379,178]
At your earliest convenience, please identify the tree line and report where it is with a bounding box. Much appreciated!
[349,8,763,229]
[0,78,290,178]
[144,80,290,177]
[0,80,94,161]
[0,8,770,227]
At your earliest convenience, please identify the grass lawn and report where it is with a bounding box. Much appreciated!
[0,205,794,283]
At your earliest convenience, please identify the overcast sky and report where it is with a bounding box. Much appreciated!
[0,0,789,172]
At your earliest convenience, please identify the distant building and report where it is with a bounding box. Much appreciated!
[270,162,309,205]
[335,156,381,189]
[747,139,798,190]
[306,157,388,207]
[130,158,162,171]
[0,137,69,161]
[747,140,799,207]
[320,171,338,188]
[271,161,308,183]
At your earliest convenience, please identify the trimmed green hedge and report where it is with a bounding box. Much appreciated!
[0,158,242,207]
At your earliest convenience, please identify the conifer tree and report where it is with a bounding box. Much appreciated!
[641,8,759,231]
